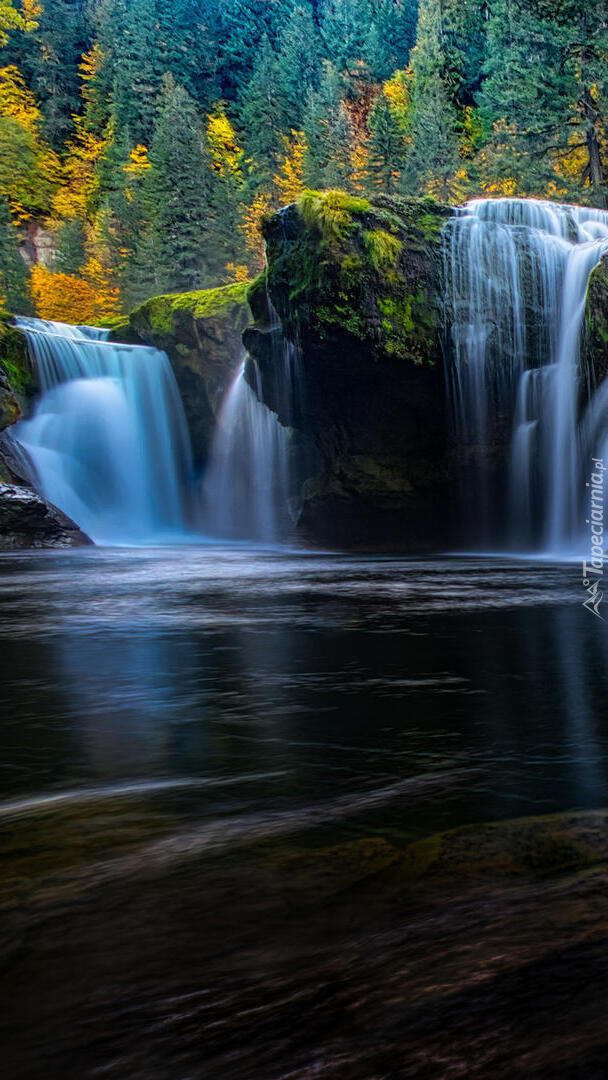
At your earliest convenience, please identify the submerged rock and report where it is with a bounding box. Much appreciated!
[113,282,252,470]
[0,483,92,549]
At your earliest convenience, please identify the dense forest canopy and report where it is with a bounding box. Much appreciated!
[0,0,607,320]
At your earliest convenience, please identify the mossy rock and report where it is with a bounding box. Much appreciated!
[263,188,451,366]
[585,254,608,383]
[0,313,36,429]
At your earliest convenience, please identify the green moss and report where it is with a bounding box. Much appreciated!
[0,316,35,396]
[129,281,251,337]
[363,229,402,272]
[298,189,371,242]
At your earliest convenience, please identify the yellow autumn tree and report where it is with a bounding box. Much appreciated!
[206,109,244,179]
[240,191,271,271]
[51,116,107,220]
[30,262,120,323]
[273,130,307,204]
[0,64,60,219]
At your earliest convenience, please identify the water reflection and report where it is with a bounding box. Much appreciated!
[0,549,606,831]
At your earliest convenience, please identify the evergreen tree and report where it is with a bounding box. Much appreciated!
[276,5,319,128]
[367,88,409,192]
[144,74,211,291]
[480,0,608,204]
[54,216,87,275]
[240,37,285,188]
[303,60,355,189]
[320,0,369,72]
[364,0,418,81]
[0,192,28,311]
[98,0,161,146]
[402,0,467,200]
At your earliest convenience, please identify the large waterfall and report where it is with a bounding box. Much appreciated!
[444,197,608,554]
[11,317,194,544]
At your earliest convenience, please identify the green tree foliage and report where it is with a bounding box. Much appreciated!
[143,74,211,292]
[0,192,28,310]
[480,0,608,202]
[3,0,608,316]
[303,60,355,189]
[53,215,86,274]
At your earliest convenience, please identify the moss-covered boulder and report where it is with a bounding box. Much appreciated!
[113,282,252,469]
[0,313,36,431]
[245,190,453,550]
[585,254,608,383]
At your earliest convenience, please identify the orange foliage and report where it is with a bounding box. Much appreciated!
[30,263,120,323]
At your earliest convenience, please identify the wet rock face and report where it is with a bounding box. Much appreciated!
[0,484,92,549]
[585,253,608,383]
[246,191,454,551]
[114,283,252,471]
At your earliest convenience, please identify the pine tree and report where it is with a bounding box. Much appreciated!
[144,74,211,291]
[54,216,87,275]
[367,87,409,192]
[303,60,355,190]
[275,5,319,128]
[240,37,285,189]
[402,0,468,200]
[480,0,608,204]
[364,0,418,81]
[320,0,370,72]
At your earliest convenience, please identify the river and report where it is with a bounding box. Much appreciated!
[1,548,607,1078]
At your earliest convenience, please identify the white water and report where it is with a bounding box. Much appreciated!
[444,197,608,553]
[10,317,195,544]
[203,360,289,543]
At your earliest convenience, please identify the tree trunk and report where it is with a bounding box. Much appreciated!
[579,13,605,207]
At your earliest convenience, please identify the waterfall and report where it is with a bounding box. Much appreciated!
[444,197,608,554]
[203,360,289,543]
[10,317,194,544]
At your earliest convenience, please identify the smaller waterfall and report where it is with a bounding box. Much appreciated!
[203,361,289,543]
[11,317,194,544]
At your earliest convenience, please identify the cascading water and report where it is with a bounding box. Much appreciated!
[444,197,608,554]
[203,359,290,543]
[10,317,194,544]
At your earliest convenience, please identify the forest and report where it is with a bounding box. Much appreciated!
[0,0,607,321]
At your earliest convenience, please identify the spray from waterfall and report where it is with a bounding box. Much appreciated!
[203,359,290,543]
[444,198,608,554]
[10,317,195,544]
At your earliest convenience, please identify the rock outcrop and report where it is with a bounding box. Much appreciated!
[0,483,92,549]
[585,254,608,383]
[244,190,453,550]
[112,283,252,469]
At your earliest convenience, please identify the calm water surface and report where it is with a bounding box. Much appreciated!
[0,547,606,835]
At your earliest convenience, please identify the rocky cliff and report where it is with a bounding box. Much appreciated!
[244,190,453,549]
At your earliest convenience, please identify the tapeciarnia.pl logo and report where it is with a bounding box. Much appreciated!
[582,457,605,620]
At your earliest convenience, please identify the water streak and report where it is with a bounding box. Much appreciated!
[10,317,194,544]
[203,360,289,543]
[444,197,608,552]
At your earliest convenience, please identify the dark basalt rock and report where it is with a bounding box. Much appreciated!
[245,190,454,550]
[0,483,92,549]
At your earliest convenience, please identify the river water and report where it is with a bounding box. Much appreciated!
[1,547,606,830]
